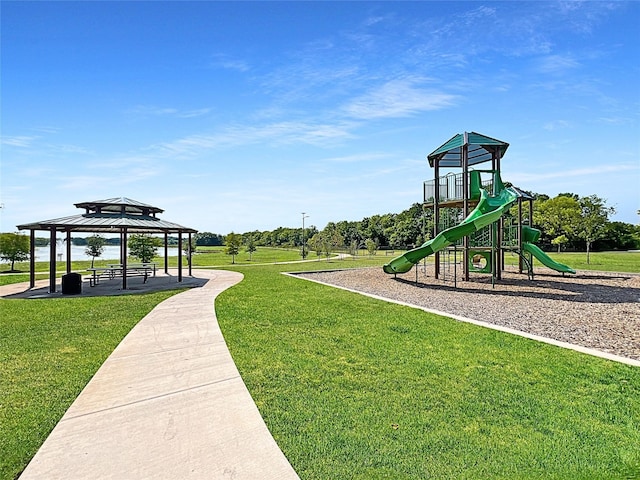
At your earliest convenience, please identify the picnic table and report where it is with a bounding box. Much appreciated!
[87,263,157,287]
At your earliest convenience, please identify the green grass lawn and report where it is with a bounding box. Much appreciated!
[0,246,307,279]
[190,246,305,266]
[503,250,640,273]
[216,260,640,479]
[1,250,639,479]
[0,290,182,480]
[544,251,640,273]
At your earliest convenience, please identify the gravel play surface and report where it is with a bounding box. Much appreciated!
[295,265,640,361]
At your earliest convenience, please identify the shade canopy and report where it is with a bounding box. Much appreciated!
[16,197,197,293]
[18,197,196,234]
[427,132,509,168]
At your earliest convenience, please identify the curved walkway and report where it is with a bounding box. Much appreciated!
[18,270,300,479]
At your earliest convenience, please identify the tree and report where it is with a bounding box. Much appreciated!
[308,233,324,260]
[245,235,257,261]
[551,234,569,253]
[0,233,30,271]
[183,237,197,266]
[347,239,359,257]
[322,234,333,260]
[365,238,378,256]
[128,234,161,263]
[533,195,581,248]
[320,224,344,260]
[225,232,242,264]
[578,195,616,264]
[85,234,106,268]
[196,232,224,246]
[594,222,640,251]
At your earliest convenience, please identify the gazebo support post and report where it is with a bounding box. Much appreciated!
[122,228,128,290]
[66,230,72,274]
[29,230,36,288]
[178,232,183,282]
[188,233,192,277]
[164,232,169,274]
[49,227,57,293]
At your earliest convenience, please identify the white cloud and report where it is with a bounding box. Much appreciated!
[153,120,357,159]
[535,54,581,74]
[508,163,638,183]
[343,77,458,120]
[322,152,392,163]
[1,135,39,148]
[210,54,250,72]
[543,120,571,131]
[126,105,211,118]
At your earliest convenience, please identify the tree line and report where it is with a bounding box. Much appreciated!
[2,191,638,270]
[199,192,638,255]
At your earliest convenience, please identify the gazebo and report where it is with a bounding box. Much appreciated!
[17,197,198,293]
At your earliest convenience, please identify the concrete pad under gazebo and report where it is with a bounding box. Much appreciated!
[17,197,197,293]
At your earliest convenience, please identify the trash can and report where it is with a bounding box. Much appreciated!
[62,273,82,295]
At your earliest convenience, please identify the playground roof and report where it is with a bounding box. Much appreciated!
[427,132,509,168]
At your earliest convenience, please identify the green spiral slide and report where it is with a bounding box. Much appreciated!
[383,174,518,275]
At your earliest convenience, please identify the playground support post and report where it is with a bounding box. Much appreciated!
[491,221,497,289]
[454,243,458,289]
[517,199,524,274]
[434,161,440,279]
[462,134,470,282]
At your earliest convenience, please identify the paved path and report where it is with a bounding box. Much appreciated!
[16,270,300,479]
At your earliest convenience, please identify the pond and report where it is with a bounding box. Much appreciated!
[34,245,180,262]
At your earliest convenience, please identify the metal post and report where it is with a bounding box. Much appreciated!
[454,245,458,288]
[49,228,56,293]
[462,132,470,282]
[434,161,440,279]
[518,199,523,273]
[164,232,169,274]
[188,232,192,276]
[492,222,497,289]
[178,232,183,282]
[497,218,503,281]
[29,229,35,288]
[66,230,72,274]
[122,228,128,290]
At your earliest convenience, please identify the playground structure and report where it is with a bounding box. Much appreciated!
[383,132,575,282]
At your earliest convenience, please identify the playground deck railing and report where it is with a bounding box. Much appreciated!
[424,171,493,205]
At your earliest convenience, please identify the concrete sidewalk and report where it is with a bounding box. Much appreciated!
[17,269,300,479]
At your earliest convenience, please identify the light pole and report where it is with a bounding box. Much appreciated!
[301,212,309,259]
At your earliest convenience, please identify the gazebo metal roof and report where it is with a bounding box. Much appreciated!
[17,197,197,293]
[17,197,195,233]
[75,197,165,215]
[18,213,196,233]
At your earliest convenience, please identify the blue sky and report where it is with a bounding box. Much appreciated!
[2,1,639,235]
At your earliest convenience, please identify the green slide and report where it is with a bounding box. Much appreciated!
[383,173,518,274]
[521,226,575,274]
